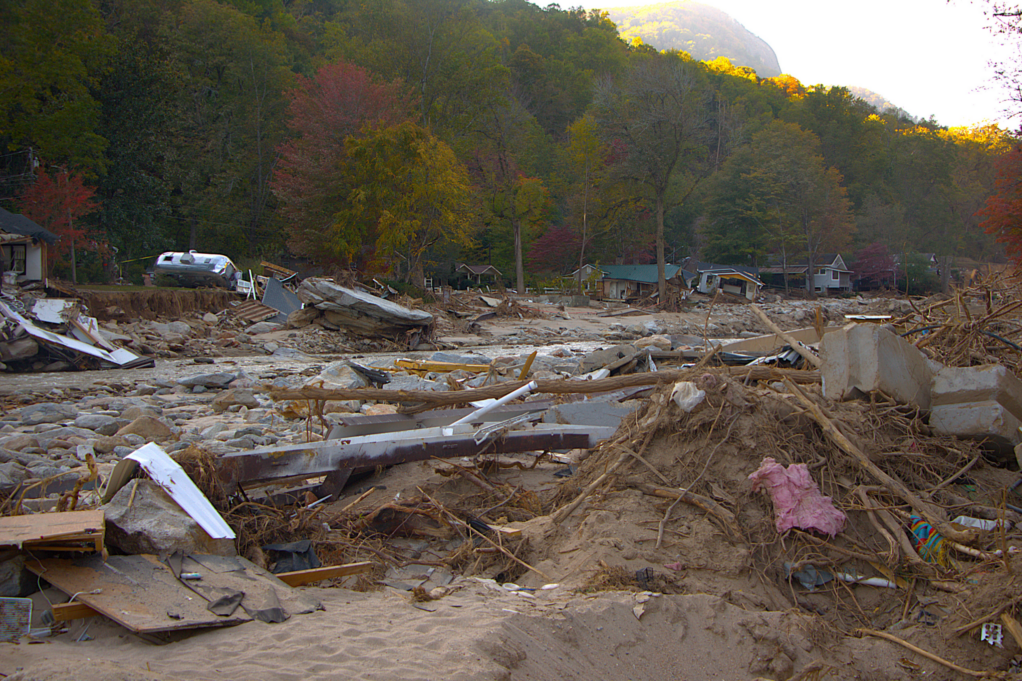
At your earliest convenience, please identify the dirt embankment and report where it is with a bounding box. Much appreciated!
[78,289,237,321]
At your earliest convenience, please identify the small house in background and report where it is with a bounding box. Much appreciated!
[0,207,57,283]
[455,263,502,286]
[679,259,763,301]
[598,264,690,300]
[759,254,853,294]
[564,264,602,293]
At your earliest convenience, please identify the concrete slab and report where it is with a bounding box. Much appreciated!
[542,401,640,429]
[930,401,1022,453]
[932,364,1022,418]
[820,323,935,409]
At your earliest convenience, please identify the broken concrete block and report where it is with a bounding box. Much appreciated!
[930,401,1022,453]
[212,388,260,413]
[287,306,320,328]
[298,278,433,336]
[102,479,236,557]
[820,323,934,409]
[932,364,1022,418]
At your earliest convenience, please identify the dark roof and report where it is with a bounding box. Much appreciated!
[0,207,58,244]
[456,263,501,276]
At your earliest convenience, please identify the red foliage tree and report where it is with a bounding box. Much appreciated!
[978,145,1022,265]
[271,62,415,264]
[851,242,897,288]
[526,224,580,274]
[17,166,98,282]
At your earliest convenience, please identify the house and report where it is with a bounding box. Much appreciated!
[0,207,57,282]
[759,254,853,294]
[563,264,602,293]
[598,264,691,300]
[680,259,763,301]
[455,263,502,286]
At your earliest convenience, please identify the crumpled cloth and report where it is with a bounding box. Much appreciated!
[748,457,846,537]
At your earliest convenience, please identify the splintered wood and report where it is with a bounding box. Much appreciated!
[0,510,104,552]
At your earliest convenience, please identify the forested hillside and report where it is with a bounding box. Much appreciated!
[604,1,782,78]
[0,0,1014,293]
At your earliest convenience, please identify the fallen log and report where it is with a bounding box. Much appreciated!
[267,366,821,407]
[634,483,739,532]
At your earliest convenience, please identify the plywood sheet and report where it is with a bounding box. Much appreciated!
[26,555,251,634]
[0,510,104,552]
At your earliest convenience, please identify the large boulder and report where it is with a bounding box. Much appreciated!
[116,416,173,442]
[102,479,235,556]
[18,403,76,426]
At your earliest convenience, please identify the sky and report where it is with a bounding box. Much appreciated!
[564,0,1016,128]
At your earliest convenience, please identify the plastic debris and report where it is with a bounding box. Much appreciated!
[670,381,705,412]
[981,623,1004,647]
[748,457,846,536]
[909,516,953,568]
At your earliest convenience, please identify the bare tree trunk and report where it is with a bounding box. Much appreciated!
[656,192,666,301]
[513,216,524,295]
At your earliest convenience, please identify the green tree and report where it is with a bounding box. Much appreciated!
[337,121,475,284]
[592,54,710,299]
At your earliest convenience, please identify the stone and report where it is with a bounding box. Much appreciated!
[271,346,308,359]
[581,344,636,374]
[820,323,936,409]
[74,413,120,436]
[212,388,260,414]
[92,435,129,454]
[0,434,39,452]
[362,403,399,416]
[634,335,672,352]
[287,306,320,328]
[0,461,30,486]
[932,364,1022,417]
[75,444,95,461]
[116,416,173,442]
[305,362,369,391]
[0,555,35,597]
[102,480,236,557]
[18,403,76,426]
[298,278,433,335]
[247,321,281,335]
[202,312,219,324]
[543,401,642,429]
[177,372,236,388]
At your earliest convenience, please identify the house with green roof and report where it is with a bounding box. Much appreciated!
[598,264,692,300]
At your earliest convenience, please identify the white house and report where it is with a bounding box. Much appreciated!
[0,207,57,282]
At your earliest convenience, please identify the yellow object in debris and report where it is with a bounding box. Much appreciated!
[394,359,491,373]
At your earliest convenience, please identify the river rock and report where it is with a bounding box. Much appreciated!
[74,414,120,436]
[116,416,173,442]
[18,403,76,426]
[102,480,236,556]
[178,372,235,389]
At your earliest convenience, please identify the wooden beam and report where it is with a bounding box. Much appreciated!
[750,304,822,369]
[51,601,100,622]
[276,562,374,587]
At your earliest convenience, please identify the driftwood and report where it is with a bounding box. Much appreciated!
[750,304,822,369]
[267,366,821,407]
[634,483,739,533]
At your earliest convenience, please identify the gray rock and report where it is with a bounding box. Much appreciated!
[224,437,255,449]
[0,461,30,486]
[18,403,76,426]
[202,312,219,324]
[33,426,96,444]
[74,413,120,436]
[0,555,35,597]
[0,434,40,452]
[120,405,161,421]
[178,372,236,388]
[102,479,236,556]
[248,321,281,335]
[271,346,308,359]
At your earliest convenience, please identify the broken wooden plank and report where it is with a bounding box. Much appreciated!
[27,555,251,634]
[276,562,374,587]
[231,300,278,323]
[51,601,99,622]
[0,510,104,552]
[394,359,491,373]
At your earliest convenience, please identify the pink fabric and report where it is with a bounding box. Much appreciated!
[748,457,846,537]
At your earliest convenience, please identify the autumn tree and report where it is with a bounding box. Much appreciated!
[18,166,98,283]
[591,54,710,300]
[271,61,415,265]
[335,121,475,284]
[978,144,1022,265]
[565,115,607,292]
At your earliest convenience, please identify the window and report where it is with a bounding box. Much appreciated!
[831,270,838,281]
[9,244,26,273]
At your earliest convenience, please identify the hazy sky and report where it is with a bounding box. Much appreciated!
[564,0,1015,128]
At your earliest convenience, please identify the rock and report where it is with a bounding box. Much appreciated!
[75,444,94,461]
[0,461,30,486]
[581,344,636,374]
[18,403,76,426]
[102,479,235,557]
[247,321,281,335]
[152,321,192,336]
[362,403,400,416]
[271,346,308,359]
[287,307,320,328]
[634,335,672,352]
[120,405,161,421]
[116,416,173,442]
[0,555,35,597]
[92,435,128,454]
[0,434,40,452]
[74,414,120,436]
[305,362,369,391]
[202,312,219,324]
[177,372,236,389]
[212,389,260,414]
